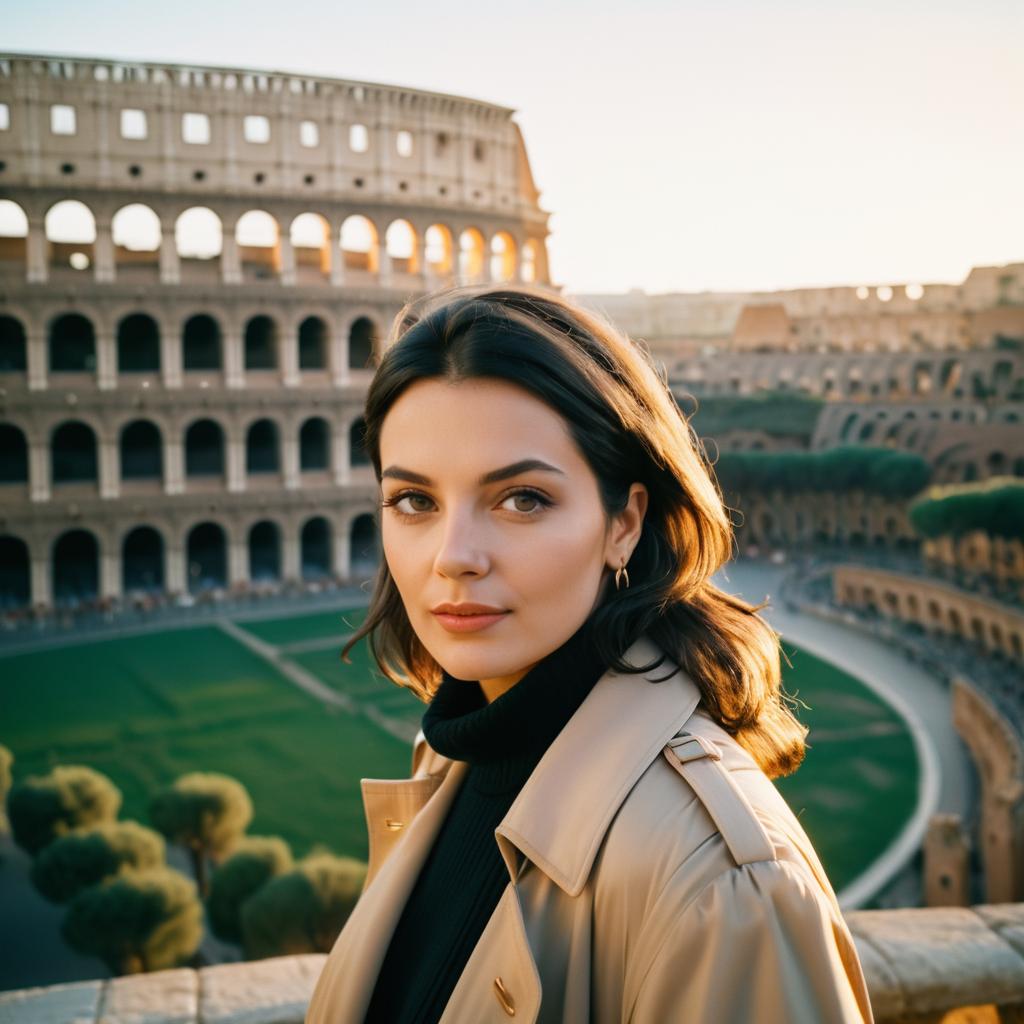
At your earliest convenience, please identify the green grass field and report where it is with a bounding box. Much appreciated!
[0,607,918,894]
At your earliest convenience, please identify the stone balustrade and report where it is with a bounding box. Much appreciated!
[2,904,1024,1023]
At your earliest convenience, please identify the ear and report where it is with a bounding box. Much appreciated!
[604,483,648,570]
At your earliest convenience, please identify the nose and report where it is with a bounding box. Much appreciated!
[432,503,490,580]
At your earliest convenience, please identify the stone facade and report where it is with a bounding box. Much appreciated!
[0,53,552,611]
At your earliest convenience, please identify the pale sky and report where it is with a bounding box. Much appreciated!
[4,0,1022,295]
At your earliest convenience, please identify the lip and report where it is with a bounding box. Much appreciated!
[430,603,511,634]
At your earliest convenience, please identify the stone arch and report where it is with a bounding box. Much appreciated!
[184,418,225,477]
[299,416,330,471]
[122,525,164,594]
[236,209,281,281]
[0,200,28,271]
[246,418,280,474]
[120,419,163,480]
[521,239,540,283]
[340,215,379,274]
[248,519,281,581]
[350,513,380,578]
[0,315,27,372]
[425,223,454,276]
[300,516,331,579]
[348,316,379,370]
[0,423,28,484]
[182,313,222,371]
[384,218,418,274]
[49,312,96,372]
[175,206,223,259]
[0,534,30,609]
[290,212,331,283]
[298,315,328,370]
[459,227,486,282]
[51,420,98,484]
[244,314,279,370]
[490,231,516,282]
[117,312,161,373]
[111,203,161,276]
[186,521,227,593]
[52,528,99,605]
[45,199,96,273]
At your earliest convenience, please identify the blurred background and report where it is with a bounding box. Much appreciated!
[0,0,1021,1017]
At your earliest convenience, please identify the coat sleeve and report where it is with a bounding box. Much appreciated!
[627,857,874,1024]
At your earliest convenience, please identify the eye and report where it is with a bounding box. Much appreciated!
[381,490,434,516]
[499,489,548,514]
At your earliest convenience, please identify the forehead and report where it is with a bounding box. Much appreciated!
[380,377,581,469]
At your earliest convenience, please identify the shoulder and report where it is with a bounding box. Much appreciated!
[598,707,839,914]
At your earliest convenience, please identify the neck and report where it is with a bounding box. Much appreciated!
[479,661,538,704]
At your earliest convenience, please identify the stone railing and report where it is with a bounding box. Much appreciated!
[2,905,1024,1023]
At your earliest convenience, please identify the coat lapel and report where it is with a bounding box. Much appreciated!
[306,758,469,1024]
[495,634,703,896]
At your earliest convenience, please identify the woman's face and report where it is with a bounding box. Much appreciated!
[379,376,647,702]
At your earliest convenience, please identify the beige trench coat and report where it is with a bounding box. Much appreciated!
[306,634,875,1024]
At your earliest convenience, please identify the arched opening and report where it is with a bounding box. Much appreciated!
[182,314,222,371]
[122,526,164,594]
[111,204,161,277]
[348,317,378,370]
[301,517,331,579]
[49,313,96,373]
[184,419,225,477]
[521,239,539,283]
[117,313,161,373]
[0,535,30,609]
[340,215,379,273]
[459,228,486,283]
[0,424,28,483]
[385,219,417,275]
[425,224,454,277]
[299,416,330,471]
[290,212,331,283]
[0,200,28,272]
[248,520,281,581]
[175,207,222,283]
[51,421,98,484]
[490,231,516,282]
[246,419,279,474]
[350,514,380,578]
[52,529,99,605]
[349,418,369,466]
[0,315,27,372]
[186,521,227,593]
[45,200,96,274]
[120,420,163,480]
[298,316,328,370]
[170,205,213,256]
[236,210,280,281]
[244,315,278,370]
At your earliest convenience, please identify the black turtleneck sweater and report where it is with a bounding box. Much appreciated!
[362,615,612,1024]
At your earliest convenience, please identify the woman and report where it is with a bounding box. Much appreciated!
[305,283,874,1024]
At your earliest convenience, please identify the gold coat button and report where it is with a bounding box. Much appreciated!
[493,976,515,1016]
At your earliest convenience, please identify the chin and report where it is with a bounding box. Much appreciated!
[433,646,518,684]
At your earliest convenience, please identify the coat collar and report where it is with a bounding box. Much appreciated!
[417,633,704,898]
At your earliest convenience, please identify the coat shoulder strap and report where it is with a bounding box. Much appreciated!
[661,731,776,866]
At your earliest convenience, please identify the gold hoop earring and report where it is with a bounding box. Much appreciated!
[614,559,630,591]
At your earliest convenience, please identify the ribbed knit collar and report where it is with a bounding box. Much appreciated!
[421,615,612,795]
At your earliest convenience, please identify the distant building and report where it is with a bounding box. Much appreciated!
[0,52,553,612]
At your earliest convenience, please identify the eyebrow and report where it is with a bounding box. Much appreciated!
[381,458,566,487]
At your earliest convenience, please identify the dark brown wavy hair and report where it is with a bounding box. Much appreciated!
[340,282,807,778]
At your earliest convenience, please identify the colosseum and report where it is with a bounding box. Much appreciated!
[0,52,553,613]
